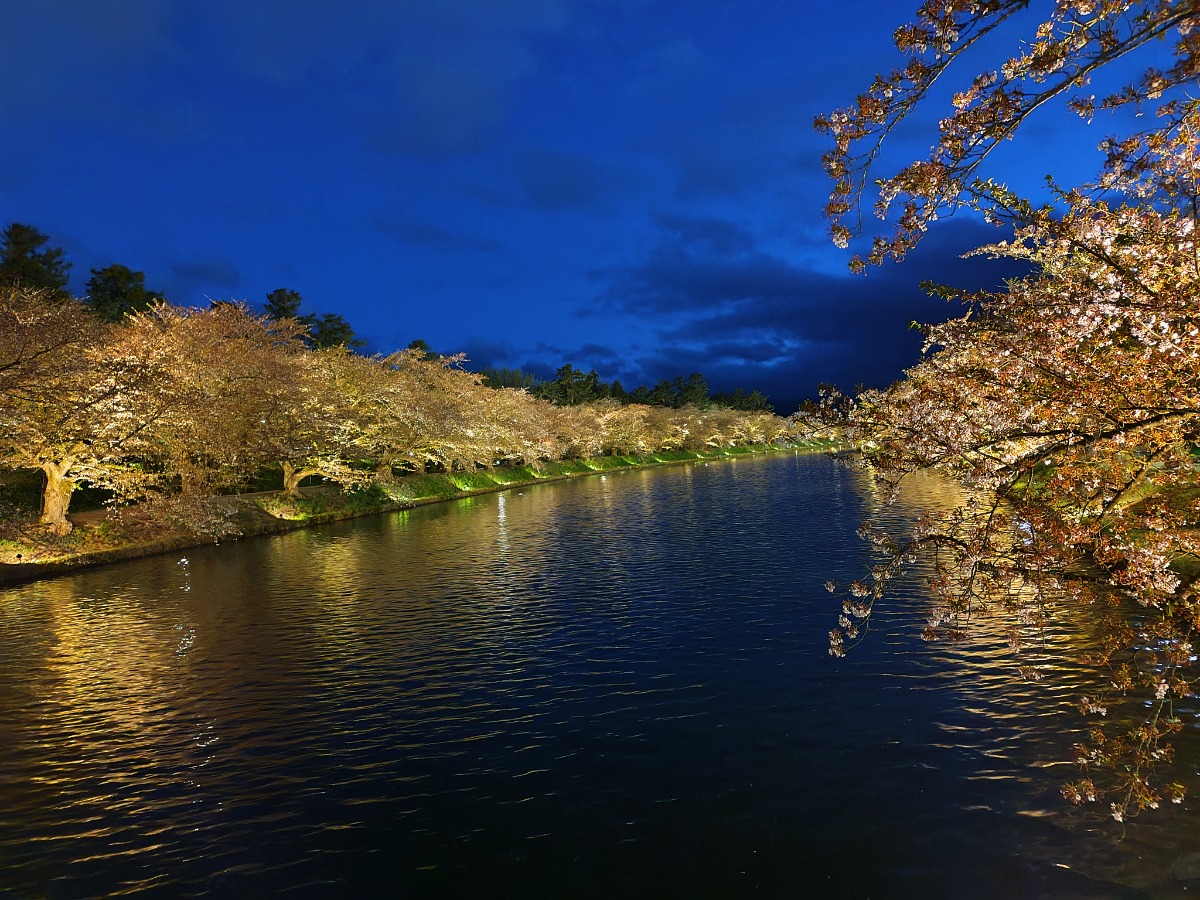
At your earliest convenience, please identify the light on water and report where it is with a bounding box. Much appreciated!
[0,453,1196,897]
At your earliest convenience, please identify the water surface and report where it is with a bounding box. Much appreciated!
[1,454,1197,897]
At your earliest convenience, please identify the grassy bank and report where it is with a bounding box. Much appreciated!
[0,441,837,587]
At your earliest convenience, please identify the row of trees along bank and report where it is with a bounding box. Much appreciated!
[0,285,793,538]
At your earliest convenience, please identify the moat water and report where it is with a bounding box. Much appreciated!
[2,453,1198,897]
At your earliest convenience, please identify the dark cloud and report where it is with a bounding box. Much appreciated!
[458,338,517,370]
[371,216,504,253]
[517,150,638,213]
[583,213,1031,409]
[168,259,242,296]
[701,339,791,364]
[651,213,757,255]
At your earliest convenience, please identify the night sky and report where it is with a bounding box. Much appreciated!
[0,1,1129,412]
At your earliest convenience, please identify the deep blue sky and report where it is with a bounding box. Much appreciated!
[0,1,1137,412]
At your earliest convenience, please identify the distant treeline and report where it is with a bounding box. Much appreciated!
[2,221,776,412]
[484,365,774,413]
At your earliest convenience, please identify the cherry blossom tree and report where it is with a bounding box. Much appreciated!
[816,0,1200,269]
[0,288,164,533]
[819,2,1200,818]
[112,303,310,531]
[833,161,1200,819]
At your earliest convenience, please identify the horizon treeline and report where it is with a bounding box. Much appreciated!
[1,221,779,412]
[485,365,774,414]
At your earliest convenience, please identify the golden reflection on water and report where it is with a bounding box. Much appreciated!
[848,464,1103,691]
[24,577,189,740]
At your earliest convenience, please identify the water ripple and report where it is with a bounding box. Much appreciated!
[0,454,1194,898]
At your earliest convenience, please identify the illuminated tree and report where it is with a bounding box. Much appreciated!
[819,2,1200,818]
[816,1,1200,269]
[268,348,376,497]
[386,350,490,473]
[595,401,651,455]
[643,406,687,452]
[118,303,308,502]
[550,404,604,459]
[0,288,161,533]
[136,302,373,501]
[477,386,558,468]
[835,165,1200,819]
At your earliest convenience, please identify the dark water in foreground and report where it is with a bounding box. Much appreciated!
[1,453,1198,898]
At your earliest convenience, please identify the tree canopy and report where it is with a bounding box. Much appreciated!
[532,364,773,412]
[816,0,1200,270]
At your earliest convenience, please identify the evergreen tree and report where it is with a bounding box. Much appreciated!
[84,263,165,322]
[310,312,365,350]
[535,364,611,406]
[676,372,711,409]
[264,288,363,350]
[648,379,676,407]
[628,385,652,405]
[264,287,306,322]
[406,338,439,359]
[713,387,773,413]
[482,367,539,390]
[0,223,71,297]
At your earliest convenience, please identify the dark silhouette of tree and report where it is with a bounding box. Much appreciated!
[0,223,71,297]
[712,387,773,413]
[262,287,363,350]
[676,373,711,409]
[536,364,609,406]
[648,379,676,407]
[406,338,440,359]
[482,367,540,390]
[628,385,652,405]
[309,312,365,350]
[264,287,304,321]
[84,263,165,322]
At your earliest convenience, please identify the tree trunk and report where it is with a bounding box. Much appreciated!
[280,461,317,499]
[40,460,76,536]
[374,460,395,483]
